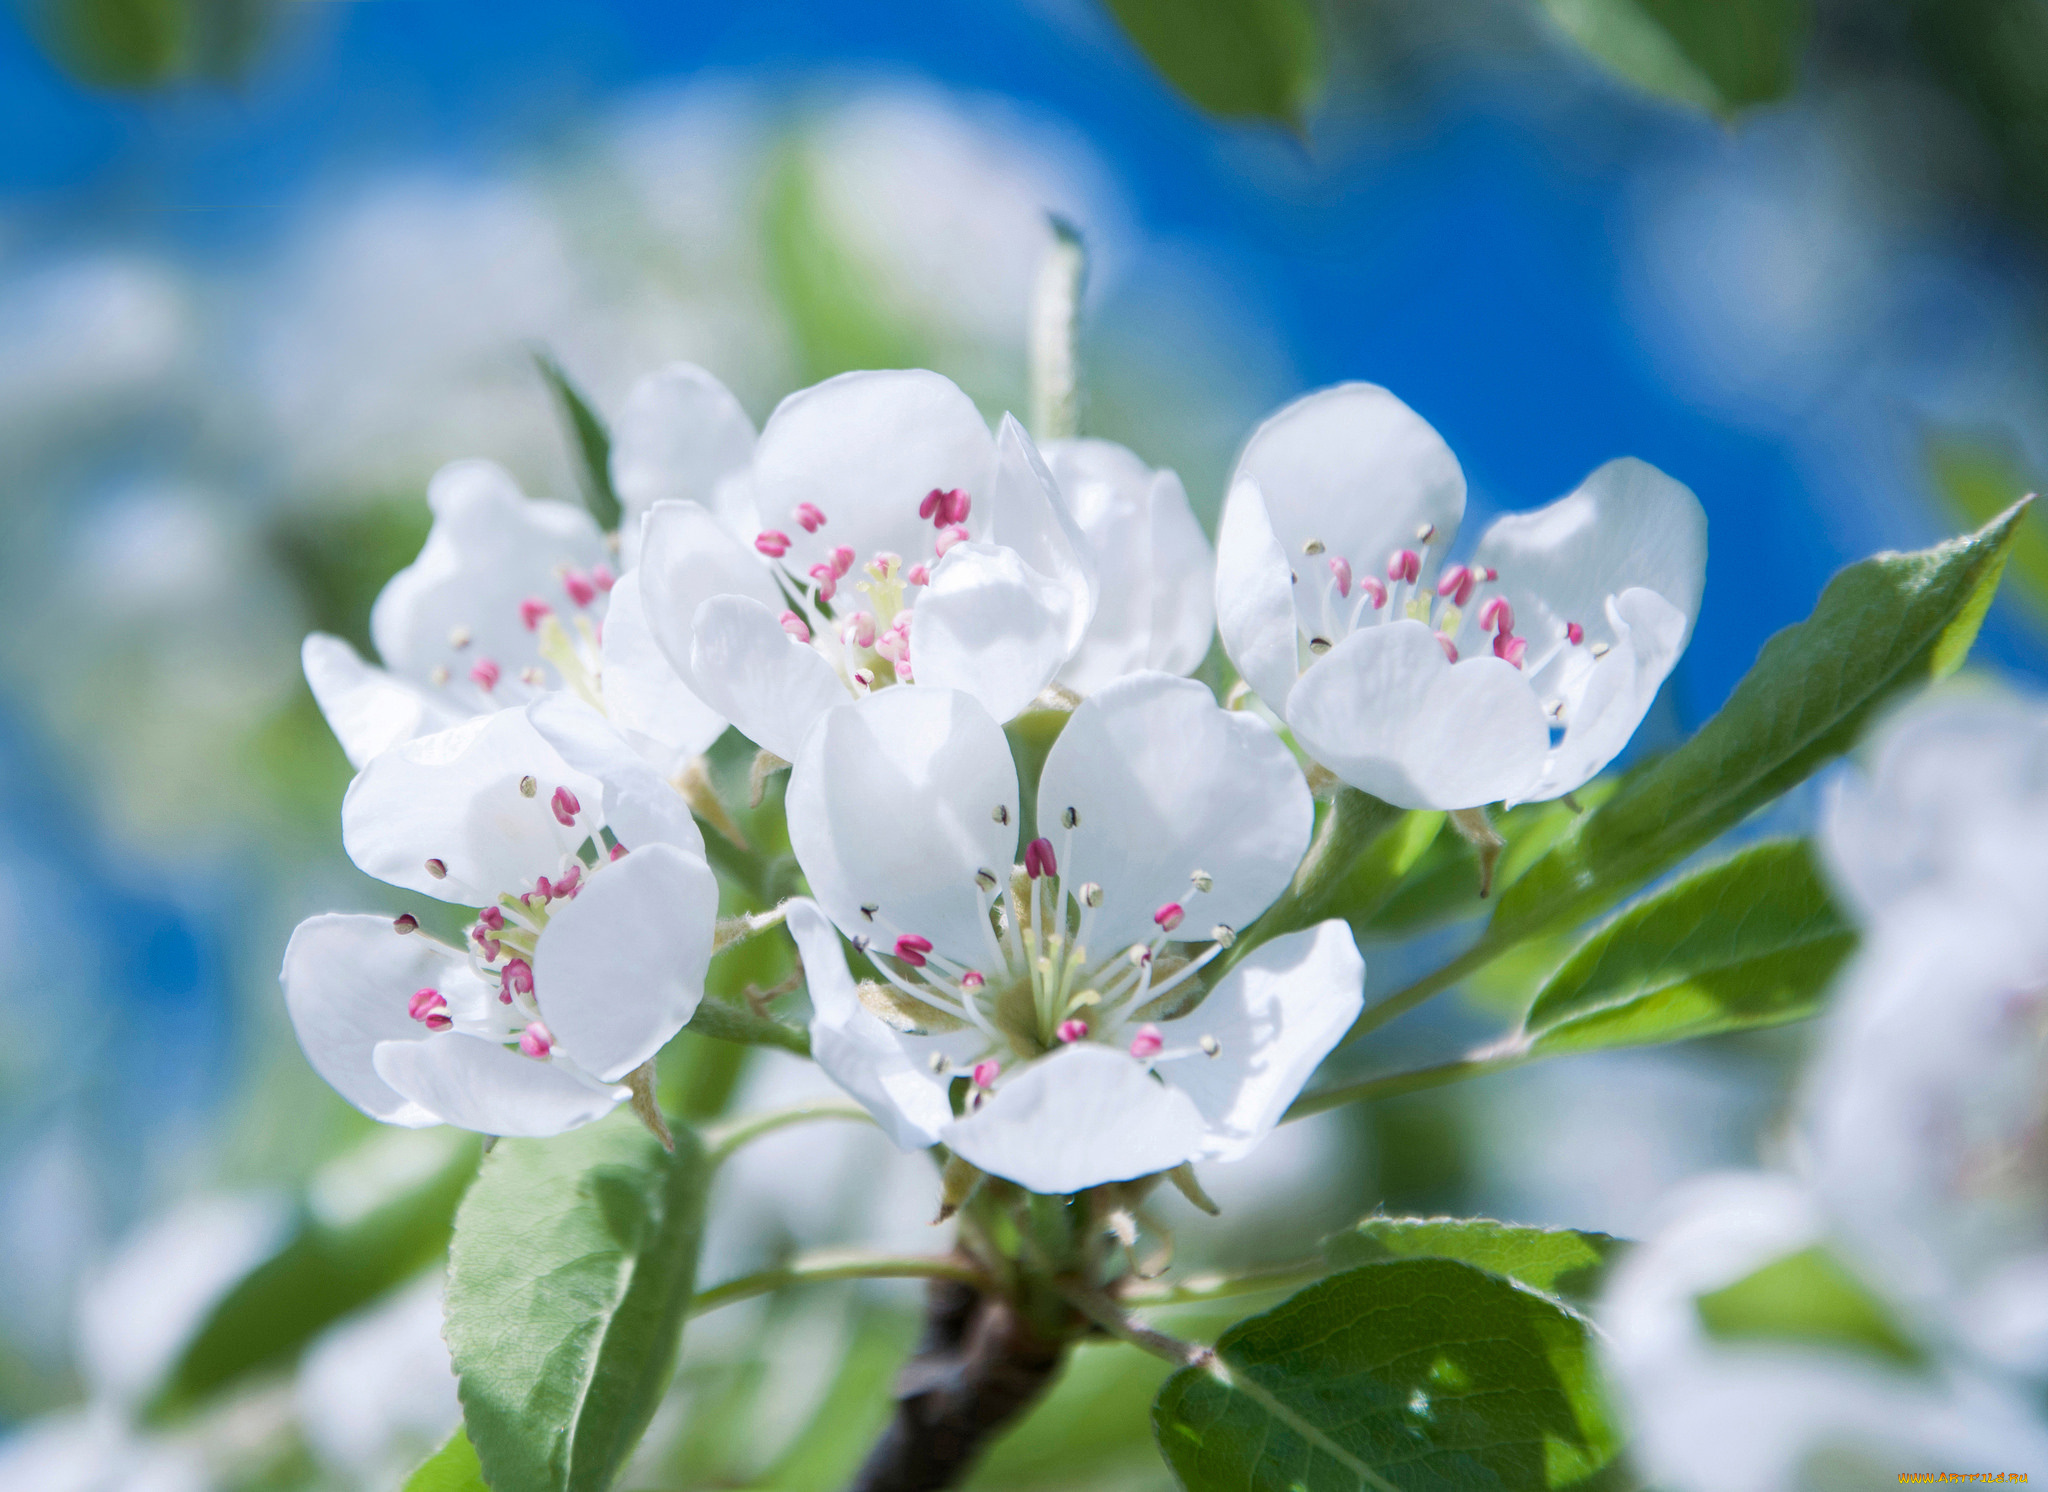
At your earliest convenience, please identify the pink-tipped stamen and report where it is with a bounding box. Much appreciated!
[1056,1019,1088,1044]
[1388,549,1421,584]
[870,551,901,580]
[1566,621,1584,645]
[592,563,616,593]
[478,906,505,931]
[831,545,856,577]
[408,987,446,1021]
[1493,632,1528,669]
[519,598,552,630]
[1153,902,1185,933]
[1435,564,1468,599]
[935,524,969,556]
[1360,576,1388,610]
[894,934,934,968]
[553,863,582,898]
[906,564,930,586]
[961,970,985,989]
[1479,597,1514,635]
[551,785,581,826]
[808,563,838,602]
[1024,838,1057,879]
[942,489,971,526]
[1436,633,1459,663]
[779,610,812,644]
[424,1014,452,1031]
[1328,556,1353,598]
[519,1021,554,1059]
[1129,1024,1164,1060]
[918,488,946,521]
[755,530,791,558]
[534,875,554,902]
[470,657,501,691]
[972,1059,1000,1088]
[563,571,597,608]
[846,612,877,649]
[794,502,828,533]
[609,841,628,861]
[503,958,534,996]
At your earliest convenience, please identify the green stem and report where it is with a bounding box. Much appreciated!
[1062,1286,1213,1368]
[1283,1049,1527,1123]
[703,1099,873,1166]
[1119,1259,1327,1308]
[691,1251,986,1317]
[683,997,811,1056]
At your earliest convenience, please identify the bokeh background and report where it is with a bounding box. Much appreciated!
[4,0,2047,1486]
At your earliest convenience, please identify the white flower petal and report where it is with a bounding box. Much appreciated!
[608,362,757,569]
[1518,587,1688,804]
[280,914,462,1126]
[1145,467,1216,676]
[531,843,716,1081]
[1038,672,1312,953]
[790,899,953,1149]
[341,709,598,903]
[750,369,995,573]
[525,692,704,858]
[786,688,1019,968]
[1043,438,1159,694]
[302,633,463,770]
[986,414,1094,644]
[638,498,787,694]
[596,567,727,765]
[372,1033,625,1137]
[1232,383,1466,634]
[941,1043,1207,1194]
[1214,479,1301,713]
[912,542,1078,723]
[1286,620,1549,810]
[1164,921,1363,1162]
[368,459,609,710]
[687,594,850,763]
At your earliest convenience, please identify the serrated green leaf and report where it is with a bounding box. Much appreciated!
[1103,0,1323,127]
[1694,1245,1924,1368]
[447,1109,707,1492]
[405,1428,489,1492]
[1540,0,1810,115]
[1152,1259,1624,1491]
[1522,838,1855,1056]
[1487,503,2025,956]
[533,350,622,532]
[1324,1218,1627,1309]
[1361,787,1613,940]
[150,1128,474,1420]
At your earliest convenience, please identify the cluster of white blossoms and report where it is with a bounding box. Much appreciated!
[1601,690,2048,1488]
[283,362,1707,1195]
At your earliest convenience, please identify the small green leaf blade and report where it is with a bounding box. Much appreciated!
[1103,0,1323,127]
[1540,0,1810,115]
[533,350,623,532]
[1489,503,2026,954]
[1152,1259,1624,1490]
[1523,838,1856,1056]
[447,1111,708,1492]
[405,1428,490,1492]
[1695,1245,1924,1367]
[1325,1217,1627,1308]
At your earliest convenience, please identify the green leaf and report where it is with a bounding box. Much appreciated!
[1522,838,1855,1056]
[1695,1245,1924,1368]
[1153,1259,1624,1490]
[405,1428,490,1492]
[533,350,622,532]
[1539,0,1810,115]
[1361,788,1613,940]
[1102,0,1323,128]
[1324,1218,1627,1309]
[1929,433,2048,629]
[446,1109,708,1492]
[1240,790,1435,959]
[150,1128,475,1420]
[1488,502,2026,955]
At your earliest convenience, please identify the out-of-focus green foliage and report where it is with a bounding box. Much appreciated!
[1539,0,1809,115]
[404,1430,489,1492]
[533,351,623,532]
[21,0,271,88]
[1101,0,1323,128]
[1695,1244,1925,1367]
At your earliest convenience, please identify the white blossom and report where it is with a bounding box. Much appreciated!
[281,699,717,1137]
[1215,383,1705,809]
[779,670,1359,1195]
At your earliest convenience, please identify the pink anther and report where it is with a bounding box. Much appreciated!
[519,1021,554,1060]
[1360,576,1389,609]
[1479,597,1514,635]
[1437,564,1477,607]
[1024,837,1057,879]
[961,970,985,989]
[1129,1024,1165,1060]
[519,598,552,630]
[592,563,616,593]
[845,612,877,649]
[935,524,969,557]
[918,488,947,522]
[906,564,930,586]
[534,875,554,902]
[794,502,828,533]
[1388,549,1421,584]
[871,551,901,579]
[831,545,856,577]
[1483,566,1498,582]
[894,934,933,968]
[1436,633,1459,664]
[1493,632,1528,669]
[1566,621,1584,645]
[553,863,582,898]
[562,571,597,608]
[972,1059,1000,1088]
[1153,902,1185,933]
[755,530,791,558]
[470,658,501,691]
[942,489,972,526]
[609,841,628,861]
[408,987,446,1021]
[551,785,581,826]
[424,1013,452,1031]
[478,906,505,931]
[1328,556,1353,598]
[808,563,838,603]
[779,610,812,644]
[1056,1019,1089,1044]
[393,913,419,934]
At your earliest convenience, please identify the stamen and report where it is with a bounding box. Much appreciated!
[1360,576,1388,610]
[1308,636,1332,655]
[553,864,582,898]
[551,786,581,826]
[609,842,629,861]
[424,1014,451,1032]
[894,934,933,968]
[794,502,828,533]
[1436,633,1459,664]
[1388,549,1421,584]
[1199,1035,1221,1057]
[918,488,948,522]
[1129,1024,1164,1059]
[975,868,999,893]
[592,564,615,593]
[408,987,446,1020]
[972,1059,1000,1088]
[449,626,472,649]
[430,666,450,686]
[1436,564,1477,607]
[1211,925,1236,948]
[935,525,969,556]
[779,610,812,644]
[831,545,856,577]
[1328,556,1352,598]
[993,804,1011,826]
[869,552,901,581]
[1056,1019,1088,1043]
[860,903,878,921]
[563,571,597,608]
[1078,881,1103,907]
[425,858,447,879]
[1190,870,1213,893]
[944,490,971,525]
[755,531,791,557]
[1154,903,1184,933]
[808,564,838,603]
[519,1021,554,1059]
[519,599,552,630]
[1566,621,1585,645]
[519,666,544,687]
[961,971,985,989]
[1493,633,1528,669]
[906,564,930,586]
[1591,641,1611,658]
[1479,597,1514,635]
[928,1051,949,1073]
[1061,806,1079,829]
[469,658,501,691]
[393,914,419,934]
[1303,537,1326,556]
[1416,523,1436,543]
[478,906,505,931]
[519,775,538,798]
[844,612,877,649]
[1024,838,1057,879]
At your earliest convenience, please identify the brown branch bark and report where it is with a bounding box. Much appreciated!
[845,1272,1068,1492]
